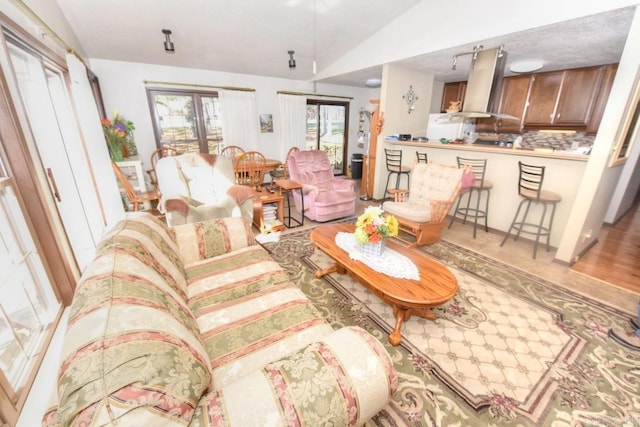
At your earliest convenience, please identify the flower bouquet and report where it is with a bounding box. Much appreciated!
[354,206,398,256]
[101,113,136,161]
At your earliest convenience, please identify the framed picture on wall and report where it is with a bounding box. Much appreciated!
[610,69,640,166]
[260,114,273,133]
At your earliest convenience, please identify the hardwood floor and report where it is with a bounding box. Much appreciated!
[571,201,640,294]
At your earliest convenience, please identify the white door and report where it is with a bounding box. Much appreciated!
[3,40,103,271]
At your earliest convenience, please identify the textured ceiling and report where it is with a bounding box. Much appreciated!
[56,1,635,87]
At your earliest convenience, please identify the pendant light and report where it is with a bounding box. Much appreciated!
[312,0,317,75]
[162,29,174,52]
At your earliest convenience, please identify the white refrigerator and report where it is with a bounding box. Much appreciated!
[426,113,475,141]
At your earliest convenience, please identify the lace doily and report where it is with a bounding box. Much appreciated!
[334,232,420,280]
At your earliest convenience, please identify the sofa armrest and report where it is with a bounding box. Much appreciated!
[226,184,255,206]
[189,326,397,426]
[171,216,256,265]
[331,178,356,191]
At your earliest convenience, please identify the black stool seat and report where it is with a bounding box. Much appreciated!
[448,157,492,238]
[500,162,561,259]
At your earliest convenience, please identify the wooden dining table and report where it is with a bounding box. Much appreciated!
[232,158,281,172]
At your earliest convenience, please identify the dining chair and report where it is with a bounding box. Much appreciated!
[268,146,300,190]
[221,145,245,159]
[112,161,164,218]
[146,146,180,189]
[235,150,267,191]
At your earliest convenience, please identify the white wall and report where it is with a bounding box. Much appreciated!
[374,63,435,199]
[90,59,375,175]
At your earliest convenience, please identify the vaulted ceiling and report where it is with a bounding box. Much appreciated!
[56,0,636,87]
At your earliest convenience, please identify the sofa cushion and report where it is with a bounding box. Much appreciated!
[186,245,334,388]
[170,217,256,266]
[56,216,212,426]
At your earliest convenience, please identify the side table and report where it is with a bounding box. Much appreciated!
[252,190,285,232]
[275,179,304,228]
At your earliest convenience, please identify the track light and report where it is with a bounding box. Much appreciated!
[162,29,174,52]
[288,50,296,69]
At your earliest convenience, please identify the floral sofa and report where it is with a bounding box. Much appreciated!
[42,212,396,426]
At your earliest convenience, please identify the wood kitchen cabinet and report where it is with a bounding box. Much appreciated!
[587,64,618,134]
[523,71,564,126]
[476,74,531,133]
[441,81,466,112]
[524,66,603,128]
[555,66,603,126]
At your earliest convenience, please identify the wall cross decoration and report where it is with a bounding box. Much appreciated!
[403,85,418,114]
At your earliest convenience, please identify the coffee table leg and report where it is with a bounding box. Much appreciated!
[413,307,436,321]
[314,262,346,278]
[390,306,410,346]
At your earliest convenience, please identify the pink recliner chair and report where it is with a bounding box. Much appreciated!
[287,150,357,222]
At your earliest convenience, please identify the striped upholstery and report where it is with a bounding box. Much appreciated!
[44,213,395,426]
[186,247,334,387]
[56,213,211,426]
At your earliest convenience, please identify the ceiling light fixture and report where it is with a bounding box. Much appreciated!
[162,29,174,52]
[510,60,544,73]
[365,78,382,88]
[288,50,296,69]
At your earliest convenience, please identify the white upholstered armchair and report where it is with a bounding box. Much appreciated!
[155,153,255,226]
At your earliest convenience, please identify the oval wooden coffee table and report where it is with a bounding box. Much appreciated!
[310,223,458,346]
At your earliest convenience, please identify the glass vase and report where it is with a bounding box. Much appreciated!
[109,143,124,162]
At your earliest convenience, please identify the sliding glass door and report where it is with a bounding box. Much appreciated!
[306,101,349,174]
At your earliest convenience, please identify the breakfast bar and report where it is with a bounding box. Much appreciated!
[385,140,589,249]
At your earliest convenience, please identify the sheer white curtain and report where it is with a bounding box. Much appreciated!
[66,53,124,227]
[219,89,259,151]
[277,94,307,159]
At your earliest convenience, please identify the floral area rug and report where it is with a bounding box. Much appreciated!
[261,227,640,426]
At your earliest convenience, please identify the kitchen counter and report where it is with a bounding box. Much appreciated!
[387,140,590,162]
[381,139,590,250]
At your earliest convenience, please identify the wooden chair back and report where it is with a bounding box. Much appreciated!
[221,145,245,159]
[235,151,267,191]
[112,161,163,216]
[147,147,180,188]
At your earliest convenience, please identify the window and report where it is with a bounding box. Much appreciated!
[306,100,349,174]
[147,88,223,154]
[0,177,59,424]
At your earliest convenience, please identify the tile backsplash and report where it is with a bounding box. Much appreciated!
[478,131,595,151]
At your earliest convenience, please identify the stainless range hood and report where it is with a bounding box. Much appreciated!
[449,46,518,120]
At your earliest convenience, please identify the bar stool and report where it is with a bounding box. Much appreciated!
[383,149,411,198]
[500,162,562,259]
[416,151,428,163]
[448,157,491,238]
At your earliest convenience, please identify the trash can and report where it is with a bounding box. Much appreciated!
[351,153,363,179]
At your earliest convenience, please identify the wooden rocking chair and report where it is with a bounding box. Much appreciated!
[383,162,465,247]
[112,161,164,218]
